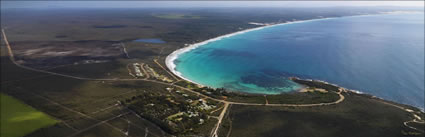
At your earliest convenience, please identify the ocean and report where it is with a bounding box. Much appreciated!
[171,13,425,109]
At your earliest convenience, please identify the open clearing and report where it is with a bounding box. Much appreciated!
[0,93,58,137]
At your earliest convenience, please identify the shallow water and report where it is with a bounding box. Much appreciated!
[174,13,425,108]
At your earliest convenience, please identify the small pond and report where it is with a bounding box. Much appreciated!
[133,38,166,44]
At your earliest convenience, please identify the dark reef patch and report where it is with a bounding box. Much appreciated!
[240,69,310,91]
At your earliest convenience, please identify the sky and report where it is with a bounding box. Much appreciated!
[2,1,424,9]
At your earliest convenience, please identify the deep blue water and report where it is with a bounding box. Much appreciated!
[133,38,166,43]
[174,13,425,109]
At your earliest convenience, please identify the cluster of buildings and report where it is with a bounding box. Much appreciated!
[132,63,144,77]
[165,87,216,125]
[144,64,159,78]
[197,99,215,110]
[145,64,173,82]
[130,63,173,83]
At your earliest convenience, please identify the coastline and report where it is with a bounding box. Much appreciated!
[165,11,417,86]
[164,12,424,110]
[165,16,337,86]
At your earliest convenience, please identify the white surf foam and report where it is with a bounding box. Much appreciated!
[165,12,409,86]
[165,17,337,85]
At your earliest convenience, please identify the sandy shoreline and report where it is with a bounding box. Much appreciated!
[165,11,421,87]
[164,11,424,111]
[165,17,338,85]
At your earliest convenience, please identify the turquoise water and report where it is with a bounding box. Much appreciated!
[133,38,166,44]
[174,13,425,108]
